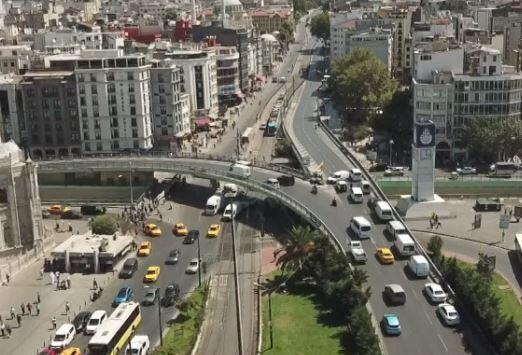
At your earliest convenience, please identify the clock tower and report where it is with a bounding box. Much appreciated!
[411,121,436,201]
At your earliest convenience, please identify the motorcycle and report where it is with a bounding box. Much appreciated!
[91,287,104,301]
[331,198,337,207]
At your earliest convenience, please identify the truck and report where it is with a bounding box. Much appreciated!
[205,195,222,215]
[230,163,252,178]
[347,241,367,264]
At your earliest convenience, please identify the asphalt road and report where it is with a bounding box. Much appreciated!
[68,183,225,352]
[281,36,492,354]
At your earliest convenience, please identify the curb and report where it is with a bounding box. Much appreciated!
[190,277,213,355]
[411,229,511,251]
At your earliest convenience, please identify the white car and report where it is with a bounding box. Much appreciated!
[437,303,461,326]
[347,241,367,263]
[85,310,107,335]
[456,166,477,175]
[424,283,448,303]
[383,167,405,177]
[50,323,76,349]
[266,178,280,189]
[126,334,150,355]
[186,258,200,274]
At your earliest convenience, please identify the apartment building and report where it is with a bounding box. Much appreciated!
[249,7,293,34]
[209,46,241,106]
[33,28,125,54]
[0,45,31,75]
[0,75,24,144]
[46,50,154,153]
[345,27,393,71]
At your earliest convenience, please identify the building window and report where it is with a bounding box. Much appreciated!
[84,143,91,151]
[91,85,97,94]
[131,118,137,127]
[133,140,139,149]
[161,127,168,136]
[130,107,136,115]
[90,73,96,82]
[129,83,134,92]
[127,72,134,80]
[132,129,138,138]
[96,143,103,151]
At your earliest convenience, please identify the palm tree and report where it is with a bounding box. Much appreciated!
[273,225,318,274]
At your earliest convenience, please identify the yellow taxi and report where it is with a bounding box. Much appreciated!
[173,223,188,236]
[137,241,152,256]
[61,348,82,355]
[207,224,222,238]
[48,205,64,215]
[144,223,162,237]
[376,248,395,264]
[143,266,161,282]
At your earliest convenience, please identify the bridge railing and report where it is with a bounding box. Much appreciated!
[35,151,308,180]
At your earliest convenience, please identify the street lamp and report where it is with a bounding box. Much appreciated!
[129,162,134,206]
[144,285,163,346]
[196,233,202,288]
[389,139,394,166]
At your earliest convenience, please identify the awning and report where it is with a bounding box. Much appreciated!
[194,118,211,126]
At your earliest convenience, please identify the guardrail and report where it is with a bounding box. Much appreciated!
[35,152,308,180]
[318,119,499,355]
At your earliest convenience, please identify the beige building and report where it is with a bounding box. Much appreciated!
[249,7,293,34]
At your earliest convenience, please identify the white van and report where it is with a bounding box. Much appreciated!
[85,310,107,335]
[51,323,76,349]
[350,187,364,203]
[205,195,222,215]
[375,201,393,221]
[408,255,430,278]
[349,168,363,182]
[361,180,371,194]
[230,163,251,178]
[394,234,416,257]
[266,178,280,189]
[350,216,372,239]
[126,335,150,355]
[222,203,237,221]
[327,170,350,184]
[386,220,406,240]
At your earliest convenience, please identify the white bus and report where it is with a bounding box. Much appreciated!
[515,233,522,264]
[88,302,142,355]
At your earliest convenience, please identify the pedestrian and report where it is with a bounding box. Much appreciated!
[37,292,41,304]
[26,302,32,316]
[429,219,434,229]
[68,224,73,232]
[10,307,15,320]
[434,214,439,223]
[436,221,442,229]
[16,314,21,327]
[51,316,57,329]
[0,321,4,337]
[65,301,70,315]
[39,267,44,279]
[93,278,98,290]
[66,275,71,289]
[168,203,172,210]
[6,324,11,338]
[55,222,59,231]
[5,273,9,284]
[159,213,162,221]
[20,303,25,316]
[36,302,40,316]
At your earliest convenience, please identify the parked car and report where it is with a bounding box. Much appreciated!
[183,230,199,244]
[42,210,51,219]
[48,205,64,215]
[381,314,401,335]
[165,249,180,265]
[72,311,91,334]
[142,287,160,306]
[113,287,134,306]
[437,303,461,326]
[162,283,181,307]
[456,166,477,175]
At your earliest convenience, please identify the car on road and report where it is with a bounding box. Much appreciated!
[266,178,280,189]
[183,230,199,244]
[80,204,106,215]
[381,314,401,335]
[437,303,461,326]
[173,223,189,236]
[61,348,81,355]
[279,76,287,83]
[272,76,278,83]
[48,205,64,215]
[137,241,152,256]
[260,123,267,130]
[61,209,83,219]
[142,287,160,306]
[143,266,161,283]
[50,323,76,349]
[369,163,388,172]
[119,258,138,279]
[207,224,221,238]
[165,249,180,265]
[144,223,162,237]
[277,174,295,186]
[383,167,405,177]
[383,284,406,305]
[85,310,107,335]
[186,258,200,274]
[424,283,448,303]
[113,287,134,306]
[72,311,91,334]
[376,248,394,264]
[347,241,367,264]
[335,180,348,192]
[125,335,150,355]
[162,283,181,307]
[456,166,477,175]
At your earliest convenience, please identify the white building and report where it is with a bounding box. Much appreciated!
[330,10,364,62]
[0,45,32,75]
[345,28,393,71]
[149,59,191,146]
[166,49,219,118]
[413,42,464,82]
[33,28,125,54]
[210,46,241,105]
[46,49,154,153]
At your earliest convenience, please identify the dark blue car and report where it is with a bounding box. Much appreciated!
[113,286,133,306]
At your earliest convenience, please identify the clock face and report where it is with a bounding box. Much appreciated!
[415,122,436,147]
[419,128,433,145]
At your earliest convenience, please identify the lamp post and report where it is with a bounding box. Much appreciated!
[196,232,202,288]
[144,285,163,346]
[129,162,134,206]
[389,139,394,166]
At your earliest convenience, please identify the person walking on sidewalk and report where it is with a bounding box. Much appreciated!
[66,275,71,289]
[5,273,9,284]
[6,324,11,338]
[0,321,5,337]
[16,314,21,327]
[20,303,25,316]
[39,267,44,280]
[65,301,70,315]
[10,307,15,320]
[26,302,32,316]
[37,292,41,304]
[36,302,40,316]
[93,278,98,290]
[51,316,57,329]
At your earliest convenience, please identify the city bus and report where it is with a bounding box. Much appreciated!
[515,234,522,264]
[240,127,254,146]
[489,162,518,177]
[87,302,141,355]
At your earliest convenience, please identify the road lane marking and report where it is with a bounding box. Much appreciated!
[437,334,449,352]
[423,309,433,325]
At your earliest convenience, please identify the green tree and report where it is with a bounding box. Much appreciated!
[476,252,495,280]
[278,21,294,49]
[310,12,330,42]
[91,215,118,235]
[346,306,382,355]
[461,117,522,162]
[330,48,397,126]
[273,225,318,274]
[427,235,443,264]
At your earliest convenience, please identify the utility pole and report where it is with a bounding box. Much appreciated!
[231,214,244,355]
[236,128,240,160]
[197,234,202,287]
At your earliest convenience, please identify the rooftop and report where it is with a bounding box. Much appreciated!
[52,233,133,257]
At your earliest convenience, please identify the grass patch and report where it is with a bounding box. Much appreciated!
[153,286,209,355]
[261,273,344,355]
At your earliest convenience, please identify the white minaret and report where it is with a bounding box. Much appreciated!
[0,0,5,29]
[222,0,226,27]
